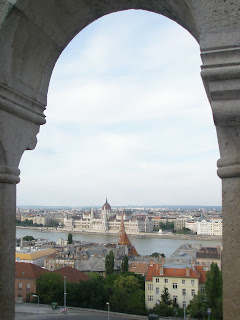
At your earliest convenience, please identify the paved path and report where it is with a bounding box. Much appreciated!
[15,304,149,320]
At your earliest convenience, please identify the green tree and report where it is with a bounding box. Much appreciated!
[121,255,128,272]
[160,222,174,231]
[77,273,107,309]
[205,263,222,319]
[150,252,166,259]
[67,233,73,244]
[36,272,64,304]
[161,287,172,305]
[188,263,222,319]
[187,291,207,319]
[46,219,59,227]
[152,302,174,317]
[105,250,114,276]
[23,235,35,241]
[109,275,146,315]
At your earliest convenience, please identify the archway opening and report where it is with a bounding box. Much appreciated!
[18,10,220,208]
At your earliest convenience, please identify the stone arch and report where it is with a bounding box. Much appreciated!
[1,1,240,320]
[0,0,198,108]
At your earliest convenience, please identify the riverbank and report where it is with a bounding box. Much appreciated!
[16,226,222,241]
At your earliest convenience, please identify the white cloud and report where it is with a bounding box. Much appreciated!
[17,10,221,206]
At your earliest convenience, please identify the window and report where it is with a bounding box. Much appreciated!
[173,296,178,304]
[18,283,22,291]
[148,295,153,302]
[182,279,186,284]
[200,286,205,293]
[182,289,186,296]
[191,289,195,297]
[156,287,159,294]
[148,284,153,291]
[164,279,168,283]
[173,283,177,289]
[26,283,31,291]
[156,278,159,283]
[191,280,195,285]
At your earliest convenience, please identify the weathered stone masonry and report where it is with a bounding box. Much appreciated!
[0,1,240,319]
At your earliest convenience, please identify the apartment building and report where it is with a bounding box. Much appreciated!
[145,263,206,309]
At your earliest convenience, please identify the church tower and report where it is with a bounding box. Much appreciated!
[118,213,138,256]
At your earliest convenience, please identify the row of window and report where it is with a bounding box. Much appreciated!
[148,280,195,291]
[155,278,195,285]
[154,287,195,297]
[147,296,188,308]
[17,282,31,291]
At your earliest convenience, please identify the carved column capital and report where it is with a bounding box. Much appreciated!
[0,165,20,184]
[0,83,45,184]
[201,46,240,179]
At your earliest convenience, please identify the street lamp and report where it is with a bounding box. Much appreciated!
[183,296,186,320]
[106,302,110,320]
[33,294,39,320]
[64,276,67,311]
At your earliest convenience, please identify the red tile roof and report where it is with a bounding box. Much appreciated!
[129,262,149,274]
[195,266,207,284]
[146,263,200,281]
[15,262,49,279]
[54,266,90,283]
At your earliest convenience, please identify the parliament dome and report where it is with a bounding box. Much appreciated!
[102,198,111,211]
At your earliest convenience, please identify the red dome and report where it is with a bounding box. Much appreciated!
[102,198,111,211]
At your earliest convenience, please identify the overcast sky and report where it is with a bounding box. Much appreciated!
[17,10,221,207]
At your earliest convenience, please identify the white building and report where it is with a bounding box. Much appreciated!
[64,199,153,234]
[145,263,207,309]
[185,220,197,233]
[196,218,222,236]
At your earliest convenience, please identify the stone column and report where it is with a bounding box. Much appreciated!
[201,46,240,320]
[0,84,45,320]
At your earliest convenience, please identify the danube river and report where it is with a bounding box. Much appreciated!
[16,228,222,258]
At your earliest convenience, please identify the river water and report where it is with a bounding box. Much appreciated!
[16,228,222,258]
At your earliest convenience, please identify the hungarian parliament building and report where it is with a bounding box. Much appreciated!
[64,198,153,234]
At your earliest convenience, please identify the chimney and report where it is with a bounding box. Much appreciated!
[186,266,190,277]
[160,265,164,276]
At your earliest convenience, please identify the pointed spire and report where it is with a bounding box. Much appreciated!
[90,206,94,220]
[118,211,139,256]
[118,212,131,246]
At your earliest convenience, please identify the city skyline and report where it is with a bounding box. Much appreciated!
[17,10,221,207]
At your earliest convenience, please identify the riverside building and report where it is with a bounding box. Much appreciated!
[64,198,153,234]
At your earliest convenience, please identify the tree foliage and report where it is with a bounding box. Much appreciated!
[46,219,59,227]
[121,255,129,272]
[152,302,175,317]
[77,273,107,309]
[161,287,172,305]
[160,221,174,231]
[16,219,43,227]
[67,233,73,244]
[23,235,35,241]
[187,263,222,319]
[109,275,146,315]
[105,250,114,275]
[150,252,165,259]
[152,288,180,317]
[36,272,64,305]
[36,270,146,315]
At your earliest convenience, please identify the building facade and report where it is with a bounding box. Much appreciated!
[64,199,153,234]
[145,263,206,309]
